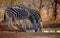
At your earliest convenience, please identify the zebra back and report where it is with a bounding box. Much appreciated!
[5,6,29,20]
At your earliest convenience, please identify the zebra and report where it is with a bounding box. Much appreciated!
[15,4,43,32]
[5,6,30,32]
[28,9,43,32]
[5,6,40,32]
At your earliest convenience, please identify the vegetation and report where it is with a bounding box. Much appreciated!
[0,0,60,22]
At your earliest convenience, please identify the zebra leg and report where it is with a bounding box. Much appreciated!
[40,21,43,29]
[27,20,31,29]
[8,17,14,30]
[22,19,27,32]
[15,19,21,29]
[38,19,43,31]
[32,20,37,32]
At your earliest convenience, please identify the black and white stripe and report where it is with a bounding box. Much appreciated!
[4,4,42,32]
[28,9,42,32]
[15,4,43,32]
[5,7,29,19]
[5,6,29,31]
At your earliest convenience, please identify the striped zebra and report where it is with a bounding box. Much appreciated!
[15,4,43,32]
[5,6,40,32]
[5,6,29,32]
[29,9,43,32]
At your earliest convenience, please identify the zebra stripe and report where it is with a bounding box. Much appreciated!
[5,4,42,32]
[15,4,42,31]
[15,4,41,22]
[5,7,17,18]
[5,7,29,20]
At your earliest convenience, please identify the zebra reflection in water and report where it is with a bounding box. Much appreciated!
[4,4,42,32]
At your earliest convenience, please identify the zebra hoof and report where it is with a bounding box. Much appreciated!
[35,29,38,32]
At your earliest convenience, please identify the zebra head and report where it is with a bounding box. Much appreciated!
[29,9,43,30]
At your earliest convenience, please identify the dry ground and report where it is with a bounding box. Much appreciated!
[0,31,60,38]
[0,21,60,38]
